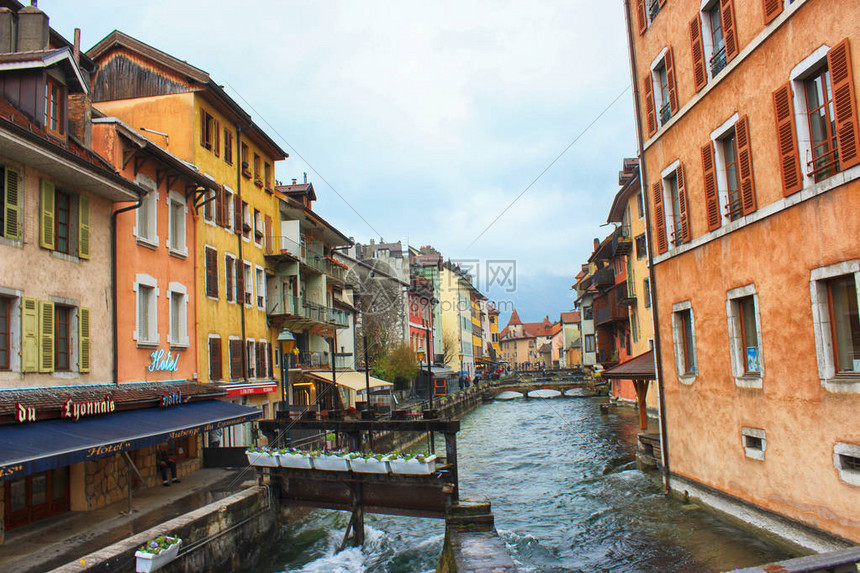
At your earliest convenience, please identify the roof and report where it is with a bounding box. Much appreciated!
[560,311,580,324]
[538,343,552,353]
[276,182,317,202]
[0,47,88,93]
[601,350,656,380]
[608,158,641,224]
[507,308,522,326]
[306,371,393,392]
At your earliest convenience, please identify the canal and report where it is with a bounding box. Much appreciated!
[260,397,792,572]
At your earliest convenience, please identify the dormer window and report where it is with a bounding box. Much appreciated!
[44,77,65,137]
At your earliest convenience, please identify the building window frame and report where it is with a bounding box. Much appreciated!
[0,293,19,371]
[225,253,236,303]
[742,427,766,461]
[204,246,219,300]
[834,442,860,487]
[44,76,65,138]
[243,261,253,307]
[810,260,860,393]
[672,301,697,383]
[135,176,158,247]
[134,274,159,347]
[255,266,266,310]
[709,113,745,223]
[167,191,187,257]
[726,284,764,389]
[167,282,189,348]
[208,335,222,381]
[584,334,595,353]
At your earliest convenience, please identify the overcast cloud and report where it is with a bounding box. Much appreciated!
[45,0,638,326]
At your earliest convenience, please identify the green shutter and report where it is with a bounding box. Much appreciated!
[38,300,54,373]
[4,168,20,240]
[78,195,90,259]
[21,298,39,372]
[79,307,90,373]
[40,180,55,249]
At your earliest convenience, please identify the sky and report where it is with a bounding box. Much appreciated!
[44,0,639,328]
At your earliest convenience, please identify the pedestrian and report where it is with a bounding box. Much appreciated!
[208,427,222,448]
[157,444,180,486]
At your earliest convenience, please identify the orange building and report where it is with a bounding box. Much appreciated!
[626,0,860,549]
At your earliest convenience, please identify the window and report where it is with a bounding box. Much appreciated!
[727,286,763,387]
[656,63,671,126]
[653,163,690,253]
[264,162,272,190]
[40,181,90,259]
[742,427,766,461]
[0,166,21,241]
[834,442,860,486]
[224,129,234,165]
[229,338,243,380]
[224,188,235,232]
[225,254,235,303]
[200,109,214,151]
[253,154,262,186]
[54,305,71,371]
[205,247,218,298]
[256,267,265,309]
[703,115,757,231]
[167,193,186,255]
[804,65,839,182]
[168,284,189,347]
[721,130,742,220]
[705,4,725,76]
[136,180,157,245]
[635,234,647,259]
[242,201,250,240]
[636,191,644,219]
[254,209,262,245]
[584,334,595,353]
[0,297,10,370]
[672,302,697,380]
[691,1,738,92]
[243,262,253,305]
[241,143,250,177]
[136,275,158,345]
[246,339,256,379]
[203,188,216,223]
[634,0,665,35]
[810,261,860,392]
[209,336,222,381]
[583,306,593,321]
[44,77,64,137]
[55,190,71,255]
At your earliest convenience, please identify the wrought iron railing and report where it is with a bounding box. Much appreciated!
[807,146,840,183]
[710,45,727,77]
[659,101,672,126]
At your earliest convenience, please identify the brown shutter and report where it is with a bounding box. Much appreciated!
[652,181,668,254]
[736,115,757,215]
[213,119,220,157]
[268,343,273,378]
[205,248,218,297]
[701,142,720,231]
[665,46,679,113]
[676,164,690,244]
[233,194,242,235]
[636,0,647,35]
[226,257,234,302]
[209,337,222,381]
[200,111,206,148]
[237,261,245,304]
[828,39,860,170]
[644,74,657,137]
[720,0,739,62]
[230,339,243,380]
[772,82,803,196]
[690,16,707,92]
[215,185,224,226]
[762,0,783,24]
[264,215,273,255]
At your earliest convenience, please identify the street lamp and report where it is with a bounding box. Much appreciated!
[277,328,296,413]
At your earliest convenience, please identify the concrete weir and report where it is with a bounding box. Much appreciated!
[438,499,518,573]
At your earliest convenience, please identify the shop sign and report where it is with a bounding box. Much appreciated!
[0,464,23,479]
[86,441,132,459]
[224,384,278,397]
[161,390,182,408]
[148,348,180,372]
[61,395,116,422]
[14,402,36,423]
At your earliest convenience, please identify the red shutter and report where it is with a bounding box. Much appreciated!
[264,214,273,255]
[828,39,860,170]
[720,0,738,62]
[762,0,782,25]
[658,0,666,6]
[735,115,757,215]
[233,194,242,235]
[676,164,690,244]
[652,181,668,254]
[644,75,657,137]
[772,82,803,196]
[636,0,647,35]
[209,338,222,381]
[665,47,679,113]
[690,16,707,92]
[701,142,720,231]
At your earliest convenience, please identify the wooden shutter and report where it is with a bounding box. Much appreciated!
[690,16,707,92]
[205,248,218,297]
[209,337,222,381]
[40,179,55,249]
[658,0,666,6]
[215,185,224,226]
[762,0,783,24]
[644,74,657,137]
[237,261,245,305]
[268,343,273,377]
[665,47,679,113]
[828,39,860,170]
[736,115,757,215]
[79,307,90,373]
[225,257,234,302]
[230,339,243,380]
[676,164,690,244]
[652,181,668,254]
[720,0,738,62]
[200,110,207,148]
[701,142,721,231]
[78,195,90,259]
[636,0,647,35]
[213,119,220,157]
[772,82,803,196]
[264,215,272,255]
[4,168,20,240]
[21,298,38,372]
[233,194,242,235]
[38,300,54,373]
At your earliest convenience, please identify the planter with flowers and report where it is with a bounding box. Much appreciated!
[245,446,279,467]
[312,450,350,471]
[347,452,390,474]
[275,448,312,469]
[386,452,438,475]
[135,534,181,573]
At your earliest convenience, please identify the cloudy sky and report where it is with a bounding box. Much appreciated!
[45,0,638,328]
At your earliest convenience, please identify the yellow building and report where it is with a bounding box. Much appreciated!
[439,263,473,376]
[88,32,288,445]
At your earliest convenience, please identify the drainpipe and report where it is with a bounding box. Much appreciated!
[623,0,671,493]
[112,194,144,384]
[235,124,248,382]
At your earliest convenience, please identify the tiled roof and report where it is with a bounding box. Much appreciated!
[560,311,580,323]
[507,308,522,326]
[601,350,656,380]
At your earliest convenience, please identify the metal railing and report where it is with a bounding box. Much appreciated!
[325,259,346,282]
[265,235,326,274]
[659,101,672,126]
[710,45,727,77]
[807,146,840,183]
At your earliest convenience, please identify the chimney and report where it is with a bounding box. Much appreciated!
[593,238,599,250]
[73,27,80,63]
[303,172,307,184]
[17,2,49,52]
[0,8,15,53]
[291,178,297,185]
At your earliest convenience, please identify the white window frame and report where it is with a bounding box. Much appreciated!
[660,160,681,246]
[134,273,159,346]
[246,338,256,379]
[243,261,253,307]
[726,284,764,389]
[134,175,158,248]
[789,45,832,190]
[741,427,766,461]
[254,209,263,247]
[810,259,860,393]
[202,185,216,225]
[834,442,860,487]
[672,300,697,384]
[225,253,236,303]
[649,48,671,127]
[167,282,189,347]
[255,266,266,310]
[224,186,235,232]
[709,112,741,225]
[167,190,188,257]
[697,0,723,83]
[242,202,252,243]
[0,287,22,373]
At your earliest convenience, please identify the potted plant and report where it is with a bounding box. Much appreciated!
[135,534,181,573]
[387,451,438,475]
[275,447,313,469]
[246,446,279,467]
[313,450,350,471]
[347,452,390,474]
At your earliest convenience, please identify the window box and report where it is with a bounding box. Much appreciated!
[254,178,264,188]
[135,535,181,573]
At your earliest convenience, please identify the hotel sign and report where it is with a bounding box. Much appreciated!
[148,348,180,372]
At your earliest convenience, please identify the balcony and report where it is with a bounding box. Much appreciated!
[325,258,347,283]
[594,290,629,326]
[617,281,637,306]
[265,235,325,274]
[592,265,615,287]
[612,225,632,257]
[294,351,329,370]
[267,295,349,328]
[597,349,619,366]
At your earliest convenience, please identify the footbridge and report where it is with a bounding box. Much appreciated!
[484,378,606,398]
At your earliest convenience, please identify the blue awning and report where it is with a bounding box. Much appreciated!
[0,400,260,481]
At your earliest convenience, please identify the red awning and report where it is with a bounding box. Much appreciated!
[221,382,278,397]
[601,350,656,380]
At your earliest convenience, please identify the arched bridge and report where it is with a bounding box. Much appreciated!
[484,378,606,398]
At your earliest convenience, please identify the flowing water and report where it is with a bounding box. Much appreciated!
[259,397,791,572]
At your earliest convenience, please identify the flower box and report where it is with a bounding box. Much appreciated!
[313,454,350,472]
[276,451,312,469]
[246,450,279,467]
[135,536,181,573]
[348,455,390,474]
[387,454,438,475]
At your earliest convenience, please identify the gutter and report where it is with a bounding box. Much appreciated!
[623,0,672,493]
[111,194,144,384]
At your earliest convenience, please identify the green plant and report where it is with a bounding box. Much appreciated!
[138,535,180,555]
